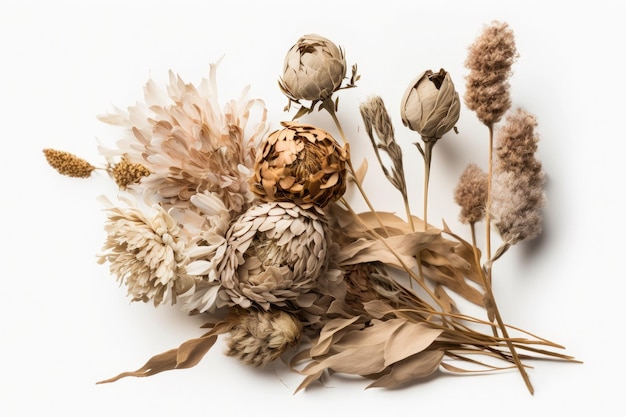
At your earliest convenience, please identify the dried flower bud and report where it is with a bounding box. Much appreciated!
[454,163,488,224]
[250,121,348,208]
[400,69,460,141]
[110,154,151,189]
[226,308,302,367]
[279,34,346,102]
[43,148,95,178]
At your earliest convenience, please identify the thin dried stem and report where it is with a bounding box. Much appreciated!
[339,198,450,314]
[486,124,494,262]
[325,104,391,237]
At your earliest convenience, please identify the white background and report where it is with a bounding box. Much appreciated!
[1,0,623,415]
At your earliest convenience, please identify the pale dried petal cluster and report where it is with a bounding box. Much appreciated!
[491,109,546,245]
[175,191,233,313]
[250,122,348,208]
[214,202,330,310]
[464,21,517,126]
[279,34,346,102]
[226,308,302,367]
[454,163,488,225]
[98,63,267,214]
[98,195,195,306]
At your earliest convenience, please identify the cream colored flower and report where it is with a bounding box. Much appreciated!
[98,194,195,306]
[249,121,348,208]
[279,34,346,102]
[226,308,302,367]
[98,63,268,214]
[400,69,460,141]
[214,202,330,310]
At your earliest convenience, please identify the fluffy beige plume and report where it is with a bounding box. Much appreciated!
[454,163,488,225]
[464,21,517,127]
[491,109,546,245]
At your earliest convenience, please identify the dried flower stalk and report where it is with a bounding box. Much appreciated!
[465,20,518,260]
[401,68,460,229]
[360,95,414,230]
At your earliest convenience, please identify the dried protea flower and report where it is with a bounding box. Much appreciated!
[97,63,267,214]
[109,154,150,189]
[400,69,460,141]
[250,121,348,208]
[226,308,302,367]
[491,109,546,245]
[464,21,517,127]
[279,34,346,103]
[97,194,196,306]
[43,148,95,178]
[454,163,488,225]
[214,202,330,310]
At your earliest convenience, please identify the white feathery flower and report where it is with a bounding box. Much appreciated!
[97,193,195,306]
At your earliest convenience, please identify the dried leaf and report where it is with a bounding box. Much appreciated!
[383,321,443,367]
[367,350,444,389]
[96,321,231,384]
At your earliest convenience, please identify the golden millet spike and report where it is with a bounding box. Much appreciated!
[43,148,96,178]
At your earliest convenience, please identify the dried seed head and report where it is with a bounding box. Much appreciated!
[454,164,488,225]
[464,21,518,126]
[110,155,151,189]
[226,308,302,367]
[360,95,395,146]
[43,148,95,178]
[250,121,348,208]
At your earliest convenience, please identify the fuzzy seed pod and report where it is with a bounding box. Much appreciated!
[279,34,347,102]
[250,121,348,208]
[400,69,460,141]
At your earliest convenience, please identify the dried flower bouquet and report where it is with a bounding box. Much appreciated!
[44,21,578,394]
